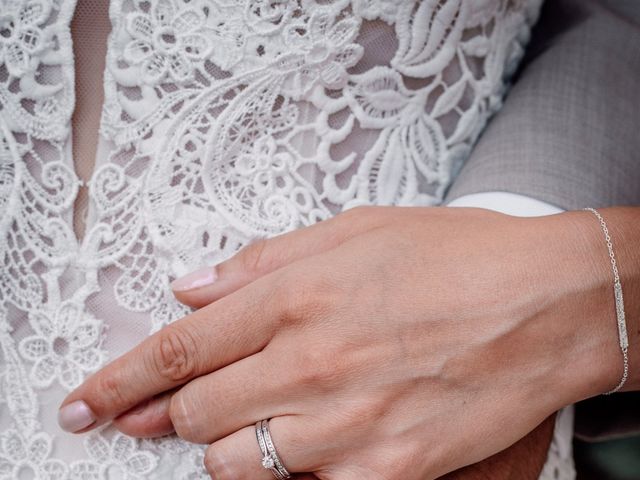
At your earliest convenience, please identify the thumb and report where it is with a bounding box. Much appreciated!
[170,206,387,309]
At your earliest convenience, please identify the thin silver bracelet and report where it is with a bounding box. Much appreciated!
[584,208,629,394]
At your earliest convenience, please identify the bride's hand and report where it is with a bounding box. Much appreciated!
[58,206,630,479]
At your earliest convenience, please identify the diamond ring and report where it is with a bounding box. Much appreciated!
[255,419,292,479]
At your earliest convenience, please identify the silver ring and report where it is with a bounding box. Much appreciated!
[255,419,291,479]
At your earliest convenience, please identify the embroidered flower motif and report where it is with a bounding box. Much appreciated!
[122,0,212,84]
[70,433,158,480]
[18,302,105,390]
[0,0,51,77]
[281,11,363,94]
[235,136,294,196]
[0,430,67,480]
[213,134,310,232]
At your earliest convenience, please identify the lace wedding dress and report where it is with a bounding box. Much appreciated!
[0,0,574,478]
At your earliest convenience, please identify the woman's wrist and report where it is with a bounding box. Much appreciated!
[545,208,640,404]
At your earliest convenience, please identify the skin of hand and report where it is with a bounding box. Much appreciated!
[58,206,640,480]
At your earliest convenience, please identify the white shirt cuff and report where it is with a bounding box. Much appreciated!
[446,191,565,216]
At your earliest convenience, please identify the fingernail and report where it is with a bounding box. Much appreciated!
[170,266,217,292]
[58,400,96,433]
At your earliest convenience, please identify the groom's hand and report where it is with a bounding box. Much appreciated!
[441,414,555,480]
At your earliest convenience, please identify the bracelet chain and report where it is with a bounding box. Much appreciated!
[584,207,629,394]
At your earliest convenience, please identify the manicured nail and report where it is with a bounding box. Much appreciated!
[170,266,217,292]
[58,400,96,432]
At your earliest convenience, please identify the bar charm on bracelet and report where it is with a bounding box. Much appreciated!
[584,208,629,394]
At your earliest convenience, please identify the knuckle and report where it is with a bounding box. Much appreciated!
[203,445,235,480]
[152,326,198,383]
[340,398,384,430]
[95,370,130,409]
[291,347,347,388]
[282,275,337,322]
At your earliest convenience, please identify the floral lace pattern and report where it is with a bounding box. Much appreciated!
[123,1,213,84]
[70,433,158,480]
[18,303,105,390]
[0,0,554,478]
[0,0,52,77]
[0,430,67,480]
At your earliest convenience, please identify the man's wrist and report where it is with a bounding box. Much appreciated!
[440,414,556,480]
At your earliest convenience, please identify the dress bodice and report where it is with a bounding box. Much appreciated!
[0,0,542,477]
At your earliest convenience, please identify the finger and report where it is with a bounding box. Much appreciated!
[166,351,287,444]
[203,416,323,480]
[113,345,316,445]
[112,391,175,438]
[170,206,391,308]
[111,352,279,442]
[58,271,285,433]
[111,350,282,443]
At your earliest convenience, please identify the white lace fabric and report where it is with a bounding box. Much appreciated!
[0,0,569,478]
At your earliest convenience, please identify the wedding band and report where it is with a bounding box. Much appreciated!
[255,419,292,479]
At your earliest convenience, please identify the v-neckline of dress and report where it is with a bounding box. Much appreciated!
[0,0,111,245]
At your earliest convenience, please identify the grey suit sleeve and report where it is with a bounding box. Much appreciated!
[444,0,640,209]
